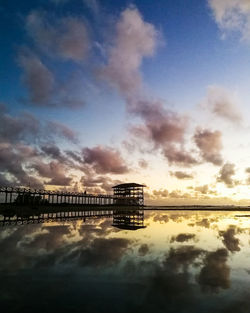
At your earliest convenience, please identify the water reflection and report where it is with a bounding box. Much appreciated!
[1,208,250,312]
[113,209,146,230]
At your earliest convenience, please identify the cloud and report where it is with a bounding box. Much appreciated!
[100,6,158,95]
[194,128,223,165]
[47,121,78,144]
[201,85,242,123]
[130,99,187,146]
[41,145,64,162]
[164,245,204,272]
[245,167,250,184]
[80,169,122,193]
[217,163,237,187]
[0,143,43,188]
[18,50,86,108]
[0,106,78,145]
[18,50,55,105]
[83,0,100,15]
[26,11,89,61]
[31,160,72,186]
[99,6,197,166]
[130,99,196,166]
[0,105,80,188]
[77,237,131,268]
[138,159,148,169]
[169,190,191,199]
[163,145,198,166]
[170,233,196,243]
[152,189,169,198]
[138,244,150,256]
[196,218,211,228]
[208,0,250,41]
[153,213,169,223]
[170,171,194,179]
[197,248,230,293]
[219,225,241,252]
[82,146,129,174]
[0,109,40,144]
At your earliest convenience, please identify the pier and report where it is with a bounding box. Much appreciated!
[0,183,146,207]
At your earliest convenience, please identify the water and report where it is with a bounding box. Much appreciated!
[1,209,250,312]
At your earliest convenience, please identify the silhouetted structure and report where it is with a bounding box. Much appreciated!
[0,208,113,226]
[112,183,145,205]
[0,183,146,206]
[112,209,146,230]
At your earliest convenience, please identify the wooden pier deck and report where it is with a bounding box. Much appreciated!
[0,187,119,206]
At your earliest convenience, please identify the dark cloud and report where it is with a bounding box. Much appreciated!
[170,171,194,179]
[31,160,72,186]
[197,248,230,293]
[26,11,89,61]
[194,128,223,165]
[196,218,210,228]
[0,143,43,188]
[217,163,237,187]
[18,49,86,108]
[47,121,78,144]
[82,146,129,174]
[170,233,196,243]
[18,50,55,105]
[41,145,64,162]
[163,144,198,166]
[219,225,241,253]
[130,99,187,147]
[77,237,131,268]
[164,245,204,272]
[129,100,197,168]
[0,106,79,187]
[0,105,78,145]
[138,244,149,256]
[0,109,40,144]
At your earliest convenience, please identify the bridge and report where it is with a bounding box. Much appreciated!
[0,183,145,207]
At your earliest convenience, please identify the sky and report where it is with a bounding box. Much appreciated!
[2,0,250,205]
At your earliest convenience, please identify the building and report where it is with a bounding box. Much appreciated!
[112,183,146,206]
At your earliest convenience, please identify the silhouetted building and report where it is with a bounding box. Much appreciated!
[112,183,145,206]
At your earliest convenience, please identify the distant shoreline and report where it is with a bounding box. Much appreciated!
[1,203,250,212]
[144,205,250,211]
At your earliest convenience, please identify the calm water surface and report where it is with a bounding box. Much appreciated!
[1,209,250,313]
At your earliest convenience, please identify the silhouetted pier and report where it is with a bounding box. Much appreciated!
[0,208,113,226]
[0,207,146,229]
[0,183,146,207]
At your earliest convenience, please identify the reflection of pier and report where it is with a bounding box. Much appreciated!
[0,183,146,207]
[0,208,113,226]
[112,209,146,230]
[0,206,146,229]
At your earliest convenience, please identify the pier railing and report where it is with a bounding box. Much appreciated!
[0,187,142,206]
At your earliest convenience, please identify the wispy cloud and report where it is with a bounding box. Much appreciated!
[201,85,242,123]
[208,0,250,41]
